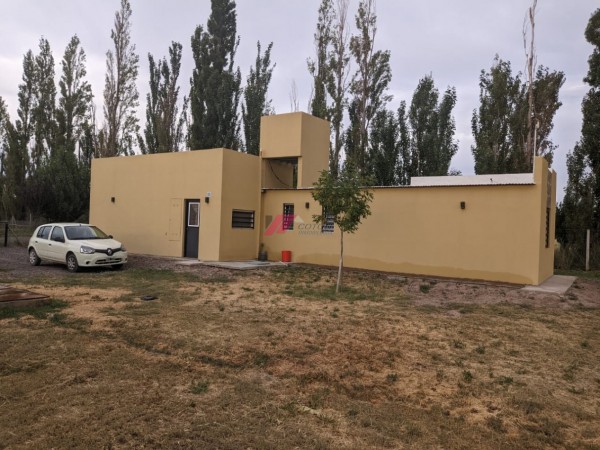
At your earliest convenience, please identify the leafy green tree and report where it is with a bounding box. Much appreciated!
[2,51,36,219]
[471,58,521,174]
[326,0,351,177]
[56,35,94,156]
[26,146,89,221]
[308,0,333,121]
[138,42,187,154]
[189,0,242,150]
[16,50,36,148]
[472,57,564,174]
[560,8,600,264]
[346,0,392,175]
[396,102,411,185]
[312,166,373,294]
[0,97,8,217]
[242,41,274,155]
[31,38,56,168]
[369,109,398,185]
[101,0,139,157]
[399,75,458,179]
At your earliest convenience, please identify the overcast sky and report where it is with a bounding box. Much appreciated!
[0,1,596,201]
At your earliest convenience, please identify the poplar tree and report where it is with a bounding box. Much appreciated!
[139,42,187,154]
[0,97,8,217]
[400,75,458,179]
[242,41,274,156]
[560,8,600,264]
[101,0,139,157]
[369,109,398,185]
[56,35,94,156]
[31,38,56,167]
[2,51,36,218]
[327,0,351,176]
[308,0,333,121]
[346,0,392,175]
[472,57,564,174]
[189,0,242,151]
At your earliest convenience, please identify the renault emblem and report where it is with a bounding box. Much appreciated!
[107,248,113,256]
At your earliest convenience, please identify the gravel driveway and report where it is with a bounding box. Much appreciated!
[0,245,208,280]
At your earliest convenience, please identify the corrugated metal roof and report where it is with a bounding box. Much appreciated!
[410,173,534,187]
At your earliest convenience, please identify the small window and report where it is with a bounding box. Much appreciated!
[188,202,200,227]
[232,210,255,229]
[50,226,64,242]
[37,226,51,239]
[283,204,294,230]
[322,211,335,233]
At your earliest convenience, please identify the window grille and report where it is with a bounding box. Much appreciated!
[232,210,255,229]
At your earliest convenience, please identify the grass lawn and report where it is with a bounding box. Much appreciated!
[1,265,599,449]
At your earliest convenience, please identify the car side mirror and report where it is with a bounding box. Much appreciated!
[109,235,113,239]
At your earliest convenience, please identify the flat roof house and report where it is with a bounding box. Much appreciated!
[90,111,556,285]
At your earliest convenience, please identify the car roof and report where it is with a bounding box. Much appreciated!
[39,223,92,227]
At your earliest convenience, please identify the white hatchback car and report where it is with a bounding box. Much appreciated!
[28,223,128,272]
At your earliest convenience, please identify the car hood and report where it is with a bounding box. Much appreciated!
[78,239,123,250]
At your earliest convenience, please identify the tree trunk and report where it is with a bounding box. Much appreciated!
[525,0,537,167]
[336,231,343,294]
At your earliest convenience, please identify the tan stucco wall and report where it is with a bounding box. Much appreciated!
[298,113,330,187]
[90,149,260,261]
[260,158,555,285]
[260,112,330,188]
[260,112,304,158]
[219,150,261,260]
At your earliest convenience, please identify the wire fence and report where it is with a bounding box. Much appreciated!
[1,221,40,248]
[555,229,600,271]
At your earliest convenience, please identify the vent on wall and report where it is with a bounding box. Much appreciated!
[232,210,255,229]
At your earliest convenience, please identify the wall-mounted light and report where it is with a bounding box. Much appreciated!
[460,201,466,210]
[305,202,310,209]
[205,191,211,204]
[111,197,115,203]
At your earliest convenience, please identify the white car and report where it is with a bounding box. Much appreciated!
[28,223,128,272]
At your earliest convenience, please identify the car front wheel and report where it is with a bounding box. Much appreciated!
[66,253,79,273]
[29,248,41,266]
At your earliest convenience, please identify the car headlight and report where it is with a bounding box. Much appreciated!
[120,245,126,252]
[80,245,95,254]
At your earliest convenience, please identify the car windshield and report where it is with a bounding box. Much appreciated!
[64,225,110,240]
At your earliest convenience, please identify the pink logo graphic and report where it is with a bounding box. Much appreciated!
[265,214,297,236]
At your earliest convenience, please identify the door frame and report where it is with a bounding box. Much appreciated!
[183,199,201,258]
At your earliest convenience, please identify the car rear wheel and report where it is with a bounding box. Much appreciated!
[66,253,79,273]
[29,248,41,266]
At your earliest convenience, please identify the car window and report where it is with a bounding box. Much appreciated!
[65,226,109,240]
[50,226,65,242]
[37,226,51,239]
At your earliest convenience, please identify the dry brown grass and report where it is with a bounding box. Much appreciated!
[1,265,599,449]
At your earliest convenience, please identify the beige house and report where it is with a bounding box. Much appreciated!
[90,111,556,285]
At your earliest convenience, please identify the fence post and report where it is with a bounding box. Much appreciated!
[585,229,590,272]
[3,222,7,247]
